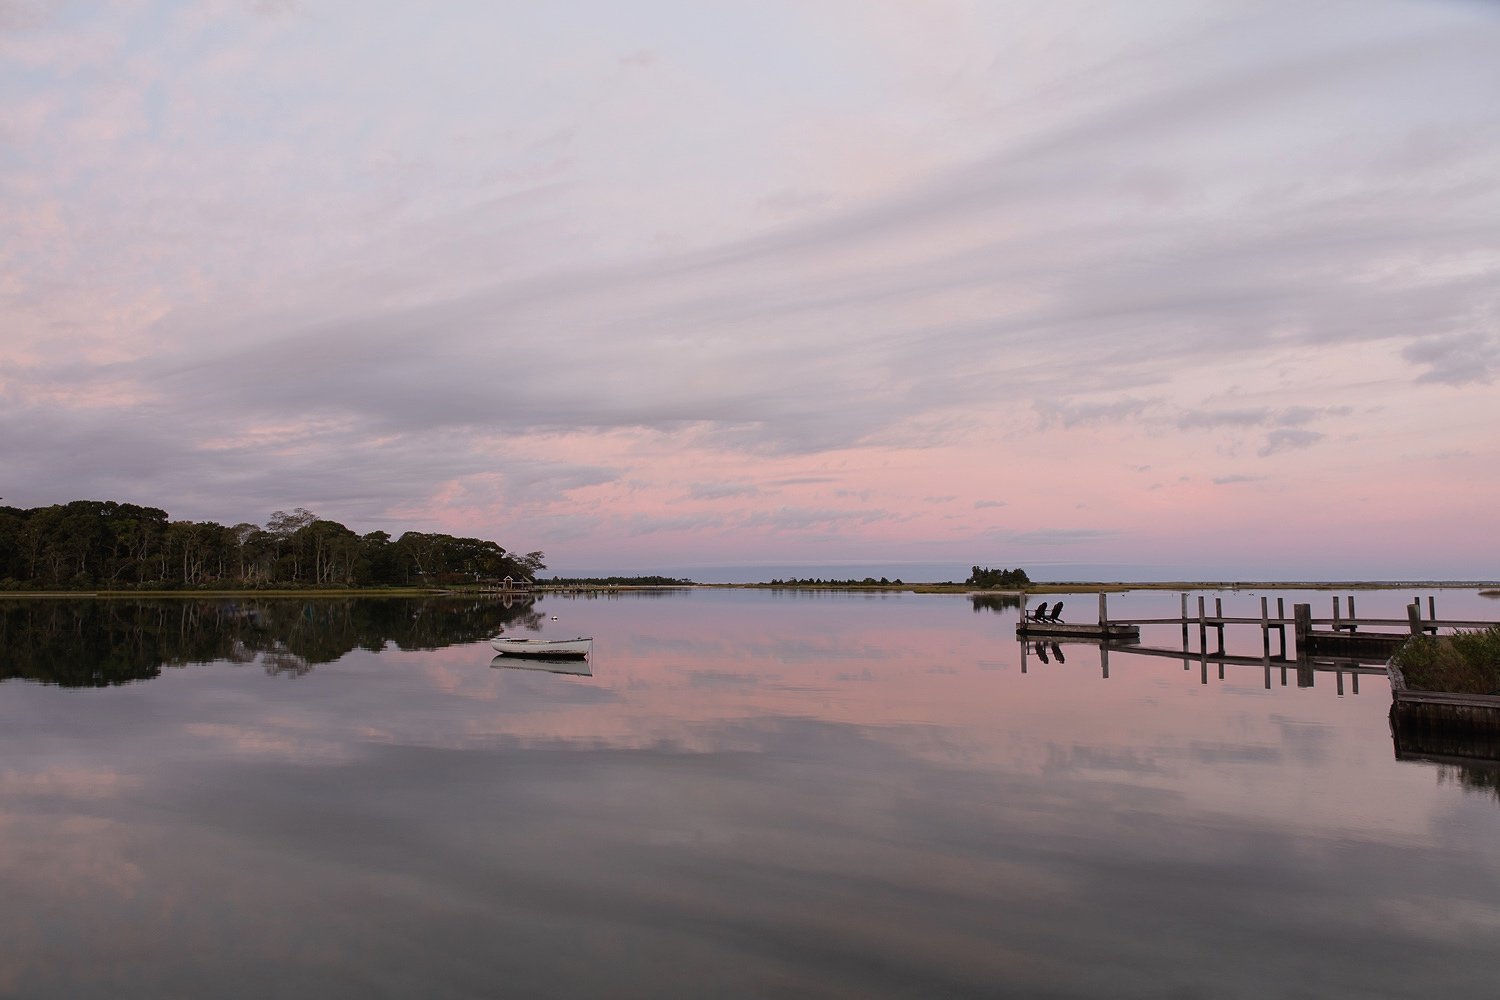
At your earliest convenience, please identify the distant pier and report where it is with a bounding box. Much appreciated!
[1017,591,1498,693]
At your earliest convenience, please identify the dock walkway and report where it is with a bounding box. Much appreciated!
[1018,591,1497,677]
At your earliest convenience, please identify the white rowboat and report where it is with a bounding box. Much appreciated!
[490,636,593,658]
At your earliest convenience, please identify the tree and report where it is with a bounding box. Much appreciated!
[359,530,397,585]
[298,519,360,585]
[967,566,1031,589]
[266,508,318,582]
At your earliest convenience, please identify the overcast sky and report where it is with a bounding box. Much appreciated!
[3,0,1497,580]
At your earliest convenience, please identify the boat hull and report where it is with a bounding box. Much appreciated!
[490,637,593,658]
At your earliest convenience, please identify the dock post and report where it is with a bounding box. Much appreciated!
[1180,592,1189,649]
[1197,596,1207,660]
[1276,597,1287,657]
[1295,606,1314,685]
[1214,597,1225,653]
[1293,603,1311,655]
[1407,602,1423,636]
[1260,596,1271,659]
[1347,594,1357,632]
[1428,595,1437,634]
[1332,595,1342,632]
[1099,592,1107,627]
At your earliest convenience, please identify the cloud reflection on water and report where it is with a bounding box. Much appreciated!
[2,590,1500,996]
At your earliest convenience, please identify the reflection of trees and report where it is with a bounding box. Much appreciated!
[260,641,314,678]
[0,597,541,687]
[1437,763,1500,803]
[970,594,1021,613]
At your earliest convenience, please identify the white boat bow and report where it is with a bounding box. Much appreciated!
[489,636,593,658]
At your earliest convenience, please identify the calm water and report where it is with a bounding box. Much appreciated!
[3,588,1499,998]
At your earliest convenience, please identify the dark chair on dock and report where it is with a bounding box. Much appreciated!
[1025,601,1049,623]
[1042,602,1064,623]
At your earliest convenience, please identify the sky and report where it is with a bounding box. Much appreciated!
[2,0,1498,582]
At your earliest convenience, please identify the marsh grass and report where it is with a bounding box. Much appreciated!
[1395,626,1500,695]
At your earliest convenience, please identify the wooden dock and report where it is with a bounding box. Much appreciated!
[1388,658,1500,737]
[1031,592,1494,654]
[1015,621,1140,641]
[1016,591,1497,692]
[1016,593,1500,755]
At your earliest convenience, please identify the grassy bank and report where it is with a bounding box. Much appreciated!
[1394,627,1500,696]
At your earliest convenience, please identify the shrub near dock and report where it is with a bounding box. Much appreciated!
[1394,627,1500,695]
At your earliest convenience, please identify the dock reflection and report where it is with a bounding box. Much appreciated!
[1017,636,1383,694]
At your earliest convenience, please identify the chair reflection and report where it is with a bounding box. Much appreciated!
[1027,641,1065,666]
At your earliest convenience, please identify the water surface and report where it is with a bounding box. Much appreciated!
[3,589,1498,998]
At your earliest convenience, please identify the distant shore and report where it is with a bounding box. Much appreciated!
[3,580,1497,599]
[722,580,1500,594]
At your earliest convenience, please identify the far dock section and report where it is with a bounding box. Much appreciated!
[1017,591,1496,687]
[1016,594,1140,641]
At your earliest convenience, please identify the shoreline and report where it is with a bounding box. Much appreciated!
[3,580,1497,600]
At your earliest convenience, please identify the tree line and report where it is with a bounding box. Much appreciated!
[965,566,1031,588]
[0,500,545,590]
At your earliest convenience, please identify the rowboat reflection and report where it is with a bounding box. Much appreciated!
[488,654,593,677]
